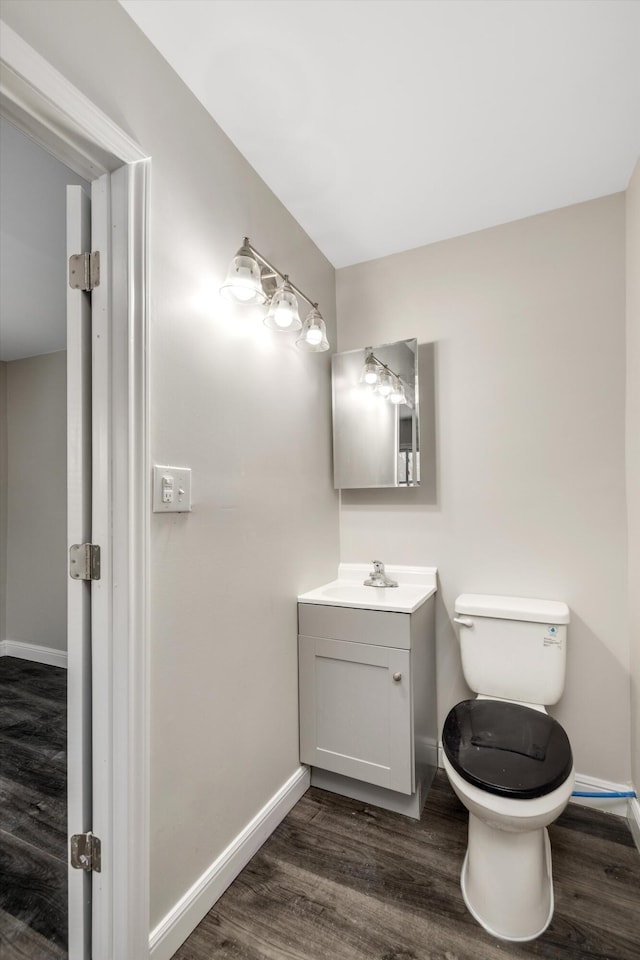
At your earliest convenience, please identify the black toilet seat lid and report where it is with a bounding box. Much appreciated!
[443,699,572,799]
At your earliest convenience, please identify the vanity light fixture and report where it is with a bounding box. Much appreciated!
[219,239,267,305]
[389,376,407,405]
[263,275,301,332]
[220,237,330,351]
[361,356,380,385]
[361,350,409,405]
[376,368,393,397]
[297,305,330,352]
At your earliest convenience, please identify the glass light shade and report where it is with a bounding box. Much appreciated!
[389,377,406,404]
[376,369,393,397]
[219,244,267,304]
[361,358,379,385]
[264,277,302,331]
[296,308,330,352]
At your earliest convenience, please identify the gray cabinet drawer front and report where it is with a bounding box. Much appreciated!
[298,603,410,649]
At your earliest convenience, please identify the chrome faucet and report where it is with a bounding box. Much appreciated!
[364,560,398,588]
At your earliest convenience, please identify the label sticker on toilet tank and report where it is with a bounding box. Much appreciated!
[543,626,562,647]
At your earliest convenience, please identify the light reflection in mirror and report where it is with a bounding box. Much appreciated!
[331,338,420,489]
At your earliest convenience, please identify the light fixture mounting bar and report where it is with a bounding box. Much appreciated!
[244,238,317,309]
[366,351,402,383]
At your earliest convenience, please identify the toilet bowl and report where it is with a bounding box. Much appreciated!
[443,594,573,941]
[442,699,574,940]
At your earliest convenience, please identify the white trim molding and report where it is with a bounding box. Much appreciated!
[0,639,67,668]
[0,21,147,180]
[627,797,640,854]
[570,772,635,818]
[149,765,311,960]
[106,158,151,960]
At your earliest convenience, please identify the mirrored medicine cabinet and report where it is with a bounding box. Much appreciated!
[331,338,420,489]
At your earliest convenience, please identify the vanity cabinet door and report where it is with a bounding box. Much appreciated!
[299,636,413,794]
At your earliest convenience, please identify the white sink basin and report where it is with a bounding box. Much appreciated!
[298,564,437,613]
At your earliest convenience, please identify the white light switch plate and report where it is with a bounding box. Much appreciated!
[153,465,192,513]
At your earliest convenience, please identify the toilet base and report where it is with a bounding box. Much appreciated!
[460,815,554,942]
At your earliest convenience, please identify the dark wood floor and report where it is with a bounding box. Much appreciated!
[2,657,639,960]
[174,773,640,960]
[0,657,68,960]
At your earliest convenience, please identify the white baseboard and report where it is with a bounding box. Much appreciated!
[149,764,311,960]
[436,744,634,818]
[628,797,640,854]
[570,772,635,817]
[0,639,67,668]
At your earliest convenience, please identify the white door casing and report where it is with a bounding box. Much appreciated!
[1,20,151,959]
[67,184,93,960]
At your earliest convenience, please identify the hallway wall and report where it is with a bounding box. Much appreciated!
[4,352,67,653]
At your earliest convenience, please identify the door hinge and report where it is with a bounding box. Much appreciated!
[70,832,102,872]
[69,543,101,581]
[69,251,100,291]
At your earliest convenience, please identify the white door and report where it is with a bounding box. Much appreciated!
[87,171,112,960]
[66,184,93,960]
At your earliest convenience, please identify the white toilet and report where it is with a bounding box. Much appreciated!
[442,594,574,942]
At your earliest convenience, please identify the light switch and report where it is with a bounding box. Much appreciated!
[153,465,192,513]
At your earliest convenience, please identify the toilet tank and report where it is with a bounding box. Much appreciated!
[455,594,570,705]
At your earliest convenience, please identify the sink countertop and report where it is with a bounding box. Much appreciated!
[298,564,438,613]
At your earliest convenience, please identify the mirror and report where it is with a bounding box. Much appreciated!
[331,338,420,488]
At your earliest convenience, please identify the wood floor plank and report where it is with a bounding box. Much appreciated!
[0,659,66,706]
[0,830,67,949]
[0,698,67,755]
[555,801,637,848]
[0,658,68,956]
[0,908,67,960]
[0,773,67,863]
[0,734,66,800]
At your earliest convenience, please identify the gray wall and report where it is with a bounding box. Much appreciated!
[4,352,67,651]
[337,195,630,786]
[627,158,640,795]
[0,0,340,929]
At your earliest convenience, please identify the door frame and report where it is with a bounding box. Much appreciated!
[1,21,150,959]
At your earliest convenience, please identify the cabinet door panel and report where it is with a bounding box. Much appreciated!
[299,636,413,794]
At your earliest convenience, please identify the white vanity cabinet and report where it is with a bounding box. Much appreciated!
[297,593,436,819]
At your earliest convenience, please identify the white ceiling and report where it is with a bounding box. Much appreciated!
[119,0,640,267]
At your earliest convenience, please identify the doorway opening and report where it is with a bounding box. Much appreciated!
[0,116,91,954]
